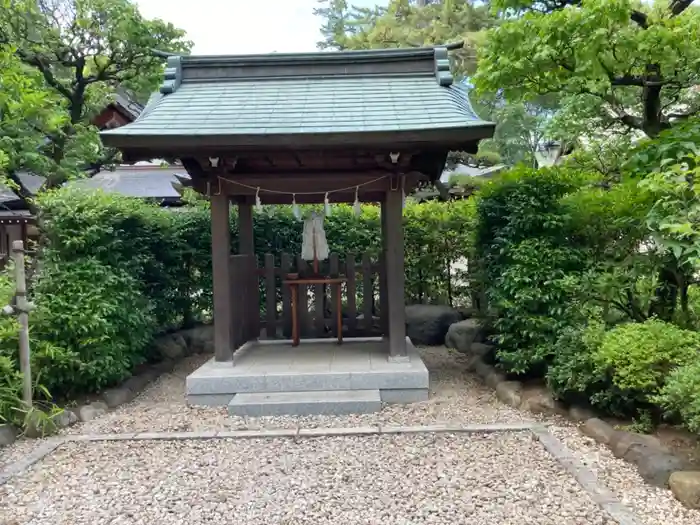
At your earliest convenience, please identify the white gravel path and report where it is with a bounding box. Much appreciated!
[1,433,614,525]
[2,345,700,525]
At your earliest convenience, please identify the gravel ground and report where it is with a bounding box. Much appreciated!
[60,346,531,436]
[0,432,615,525]
[3,345,700,525]
[549,425,700,525]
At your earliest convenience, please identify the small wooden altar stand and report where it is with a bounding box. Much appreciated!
[284,277,346,347]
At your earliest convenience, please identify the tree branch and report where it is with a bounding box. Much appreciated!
[13,49,73,102]
[610,74,645,86]
[630,10,649,28]
[670,0,694,16]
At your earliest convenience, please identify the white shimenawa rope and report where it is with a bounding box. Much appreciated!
[218,174,394,217]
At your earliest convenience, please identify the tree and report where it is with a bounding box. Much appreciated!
[330,0,494,76]
[0,44,65,200]
[0,0,191,207]
[474,0,700,138]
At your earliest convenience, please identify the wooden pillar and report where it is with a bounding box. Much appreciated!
[379,201,389,337]
[385,178,407,359]
[238,201,254,255]
[211,193,234,361]
[237,202,258,341]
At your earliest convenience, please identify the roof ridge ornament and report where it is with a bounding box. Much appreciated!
[160,56,183,95]
[433,46,453,87]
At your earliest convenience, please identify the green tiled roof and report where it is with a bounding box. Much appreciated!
[101,45,494,152]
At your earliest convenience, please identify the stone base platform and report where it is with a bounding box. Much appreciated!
[186,337,429,413]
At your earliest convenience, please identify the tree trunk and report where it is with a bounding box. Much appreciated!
[641,64,670,138]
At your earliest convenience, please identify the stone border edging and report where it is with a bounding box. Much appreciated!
[0,422,642,524]
[0,325,214,445]
[532,426,643,525]
[465,350,700,510]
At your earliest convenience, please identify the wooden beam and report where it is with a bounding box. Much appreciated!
[384,176,407,359]
[211,193,234,361]
[219,173,392,197]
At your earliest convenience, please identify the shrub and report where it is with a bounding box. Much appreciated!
[654,361,700,433]
[37,187,212,332]
[547,316,608,407]
[31,258,155,395]
[592,319,700,412]
[472,166,590,375]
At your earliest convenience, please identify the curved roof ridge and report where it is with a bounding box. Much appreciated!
[158,43,464,95]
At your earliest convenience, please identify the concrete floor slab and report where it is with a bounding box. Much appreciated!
[185,338,429,407]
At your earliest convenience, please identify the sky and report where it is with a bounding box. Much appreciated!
[135,0,382,55]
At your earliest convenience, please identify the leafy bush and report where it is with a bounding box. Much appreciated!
[472,166,590,374]
[31,258,155,395]
[592,319,700,412]
[655,361,700,433]
[37,187,212,332]
[546,315,607,407]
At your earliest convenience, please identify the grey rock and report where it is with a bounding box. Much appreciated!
[581,418,618,445]
[636,451,685,488]
[669,471,700,509]
[520,388,567,416]
[102,387,133,408]
[180,325,214,354]
[52,409,78,428]
[470,342,494,358]
[152,359,176,375]
[445,319,483,353]
[624,443,663,464]
[122,373,153,394]
[153,334,188,360]
[24,411,59,438]
[405,304,462,346]
[457,306,477,319]
[464,354,483,372]
[0,423,17,446]
[610,431,665,459]
[77,401,108,422]
[495,381,522,408]
[474,360,494,380]
[569,405,597,422]
[485,370,506,389]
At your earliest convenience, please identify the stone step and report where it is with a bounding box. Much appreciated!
[228,389,381,417]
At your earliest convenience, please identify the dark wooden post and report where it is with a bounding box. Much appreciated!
[211,193,234,361]
[238,202,258,341]
[238,201,254,255]
[379,200,389,337]
[384,178,407,359]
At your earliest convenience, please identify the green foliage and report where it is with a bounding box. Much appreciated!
[655,360,700,433]
[313,0,557,167]
[592,319,700,410]
[31,258,156,394]
[640,154,700,268]
[0,0,191,202]
[547,316,609,407]
[473,166,591,374]
[626,118,700,175]
[475,0,700,138]
[316,0,494,75]
[0,43,65,185]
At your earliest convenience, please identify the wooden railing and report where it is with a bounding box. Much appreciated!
[236,251,385,340]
